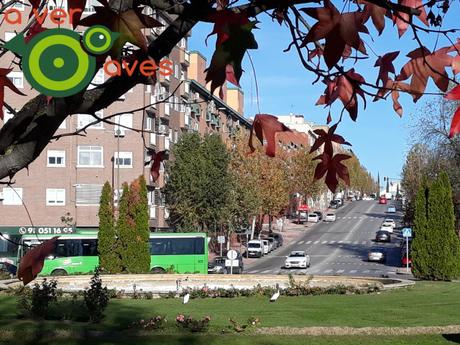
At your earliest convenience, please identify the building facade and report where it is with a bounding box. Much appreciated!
[0,3,250,235]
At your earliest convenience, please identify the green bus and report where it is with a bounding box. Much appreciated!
[18,231,208,276]
[0,233,21,275]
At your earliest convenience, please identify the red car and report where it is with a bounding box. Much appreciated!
[379,196,387,204]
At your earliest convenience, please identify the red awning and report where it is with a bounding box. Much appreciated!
[298,204,309,211]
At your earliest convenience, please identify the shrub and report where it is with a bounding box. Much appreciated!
[84,268,109,323]
[176,314,211,332]
[29,279,59,318]
[130,315,166,330]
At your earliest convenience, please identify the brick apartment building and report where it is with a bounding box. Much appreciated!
[0,2,250,237]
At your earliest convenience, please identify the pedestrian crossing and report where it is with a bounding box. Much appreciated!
[335,216,392,221]
[293,239,374,246]
[245,267,396,276]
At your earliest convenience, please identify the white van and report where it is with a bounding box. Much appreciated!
[261,239,270,254]
[247,240,264,258]
[307,213,319,223]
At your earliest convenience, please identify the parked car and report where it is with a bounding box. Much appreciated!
[261,239,270,254]
[267,236,279,249]
[325,213,336,222]
[380,223,393,233]
[263,237,276,252]
[247,240,264,258]
[298,211,308,223]
[208,256,226,274]
[387,206,396,213]
[375,230,391,242]
[379,196,387,204]
[284,250,311,269]
[313,211,323,221]
[367,247,386,263]
[307,213,319,223]
[383,218,396,228]
[272,233,284,247]
[335,199,344,207]
[330,200,339,209]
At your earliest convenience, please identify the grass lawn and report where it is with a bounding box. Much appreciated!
[0,281,459,344]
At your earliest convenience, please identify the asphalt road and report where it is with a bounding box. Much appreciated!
[244,200,404,277]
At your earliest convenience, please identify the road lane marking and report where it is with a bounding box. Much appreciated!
[330,240,336,244]
[298,241,304,244]
[353,241,359,244]
[324,269,333,273]
[322,241,328,244]
[314,241,319,244]
[338,240,343,243]
[306,241,312,244]
[336,269,344,274]
[362,270,370,274]
[349,270,357,274]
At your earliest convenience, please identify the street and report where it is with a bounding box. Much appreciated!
[245,200,404,277]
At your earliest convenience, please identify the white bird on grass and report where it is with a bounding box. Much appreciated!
[183,293,190,304]
[270,290,280,302]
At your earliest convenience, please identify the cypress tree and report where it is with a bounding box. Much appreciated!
[132,175,150,273]
[412,172,460,280]
[97,181,122,273]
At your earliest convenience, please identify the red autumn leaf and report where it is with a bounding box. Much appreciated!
[205,11,258,95]
[309,123,351,157]
[0,68,26,120]
[18,236,59,285]
[326,111,332,124]
[313,152,351,193]
[396,46,452,102]
[78,4,162,56]
[300,0,368,69]
[272,7,286,25]
[393,0,429,37]
[374,79,411,117]
[248,114,291,157]
[316,70,366,121]
[375,51,399,86]
[452,56,460,75]
[444,85,460,138]
[68,0,87,29]
[146,150,167,182]
[308,45,351,62]
[25,21,47,43]
[360,0,390,35]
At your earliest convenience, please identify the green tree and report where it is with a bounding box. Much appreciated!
[97,181,122,273]
[412,172,460,280]
[116,182,131,272]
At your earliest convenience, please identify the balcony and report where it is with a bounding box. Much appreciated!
[190,103,201,118]
[180,50,190,67]
[180,81,190,99]
[159,72,170,86]
[180,112,192,129]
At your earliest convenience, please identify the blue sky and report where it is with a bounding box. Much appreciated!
[188,5,455,182]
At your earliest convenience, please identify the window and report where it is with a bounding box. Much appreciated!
[77,112,104,129]
[2,187,23,205]
[46,188,65,206]
[114,113,133,136]
[149,237,205,255]
[174,64,180,79]
[7,71,23,88]
[180,38,187,49]
[114,151,133,168]
[47,150,65,167]
[77,146,103,167]
[4,32,15,42]
[75,184,103,204]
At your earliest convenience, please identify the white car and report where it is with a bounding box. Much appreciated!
[383,219,396,228]
[247,240,264,258]
[387,206,396,213]
[261,239,270,254]
[325,213,336,222]
[307,213,319,223]
[380,224,393,233]
[284,251,311,269]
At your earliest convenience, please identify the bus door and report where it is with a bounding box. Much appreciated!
[193,237,206,273]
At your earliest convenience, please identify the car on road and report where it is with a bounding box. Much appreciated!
[313,211,323,221]
[298,211,308,223]
[325,213,336,222]
[329,200,339,209]
[284,251,311,269]
[247,240,264,258]
[387,206,396,213]
[380,223,393,233]
[208,256,226,274]
[375,230,391,242]
[272,233,284,247]
[263,237,276,251]
[307,213,319,223]
[379,196,387,204]
[367,247,386,263]
[261,239,270,254]
[267,236,279,249]
[383,218,396,228]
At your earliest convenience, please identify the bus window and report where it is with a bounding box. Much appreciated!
[55,240,82,257]
[194,237,204,255]
[82,239,98,256]
[149,237,205,255]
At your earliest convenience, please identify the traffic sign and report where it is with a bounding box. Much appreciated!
[217,235,225,244]
[227,249,238,260]
[402,228,412,238]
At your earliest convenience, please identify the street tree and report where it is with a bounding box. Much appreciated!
[97,181,122,273]
[2,1,460,193]
[412,172,460,280]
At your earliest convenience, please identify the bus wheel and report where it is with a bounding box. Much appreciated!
[51,269,67,276]
[151,267,165,274]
